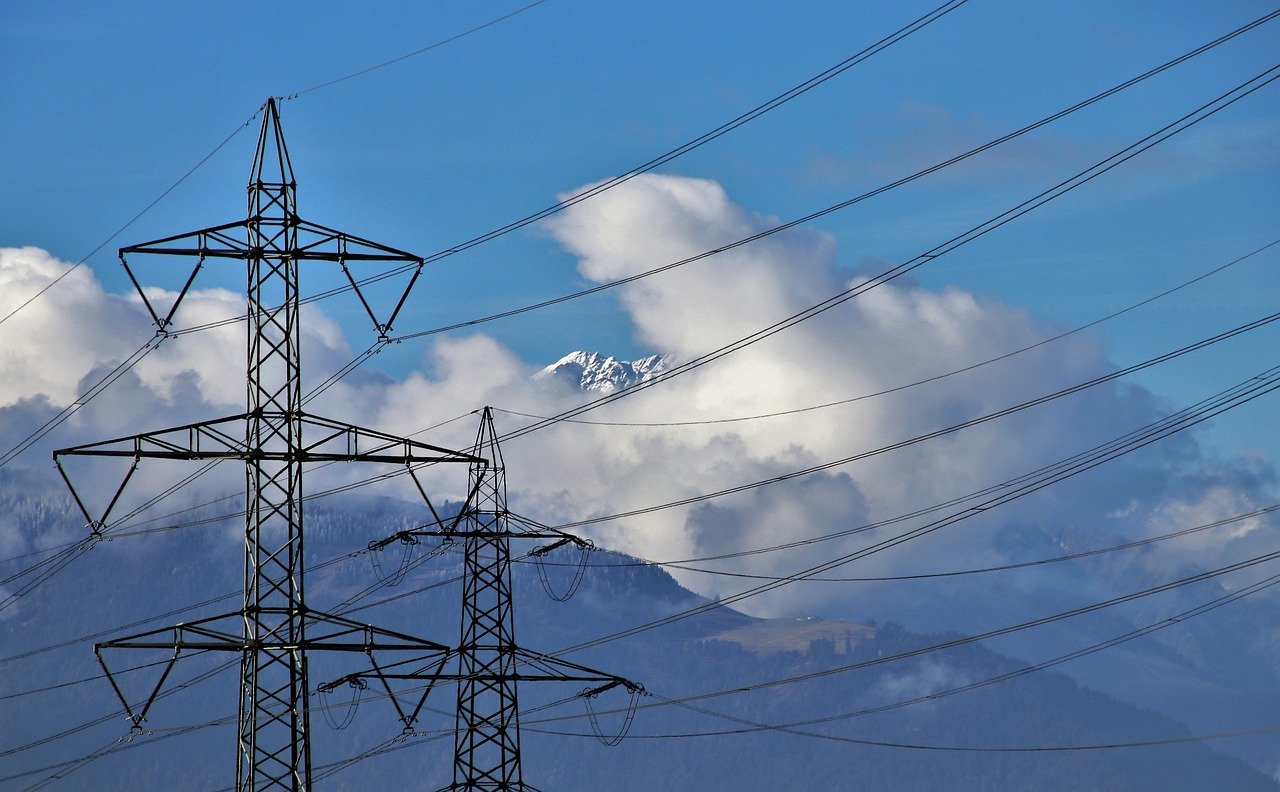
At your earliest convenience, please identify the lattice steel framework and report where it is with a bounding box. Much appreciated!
[327,407,642,792]
[454,407,524,790]
[54,98,478,792]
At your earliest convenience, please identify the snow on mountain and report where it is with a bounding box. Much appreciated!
[535,350,670,394]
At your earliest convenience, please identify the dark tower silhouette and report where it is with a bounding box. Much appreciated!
[54,98,477,791]
[326,407,643,791]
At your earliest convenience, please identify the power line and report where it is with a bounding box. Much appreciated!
[73,227,1269,567]
[632,699,1280,754]
[22,37,1267,536]
[7,355,1269,716]
[0,0,554,332]
[7,220,1259,598]
[282,0,978,305]
[56,233,1270,583]
[30,8,1266,455]
[4,11,1272,480]
[19,293,1259,637]
[0,115,259,333]
[523,504,1280,582]
[530,546,1280,735]
[278,0,555,100]
[721,570,1280,736]
[219,543,1280,760]
[0,336,166,469]
[23,520,1274,781]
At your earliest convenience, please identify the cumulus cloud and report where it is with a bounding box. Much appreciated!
[518,173,1272,624]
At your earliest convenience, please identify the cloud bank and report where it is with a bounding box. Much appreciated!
[2,174,1275,629]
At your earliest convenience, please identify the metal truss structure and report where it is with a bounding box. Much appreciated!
[326,407,643,791]
[54,98,478,792]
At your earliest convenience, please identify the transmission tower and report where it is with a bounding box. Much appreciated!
[326,407,643,791]
[54,97,478,791]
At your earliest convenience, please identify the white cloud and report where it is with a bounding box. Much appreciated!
[0,247,143,409]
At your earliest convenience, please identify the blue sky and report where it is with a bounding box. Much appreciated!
[2,1,1278,496]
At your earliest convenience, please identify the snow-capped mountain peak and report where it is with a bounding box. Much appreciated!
[535,350,670,394]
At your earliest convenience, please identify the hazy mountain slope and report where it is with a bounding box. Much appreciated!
[1,481,1274,791]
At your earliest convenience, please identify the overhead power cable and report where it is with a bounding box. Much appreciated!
[637,699,1280,754]
[630,568,1280,744]
[16,499,1250,704]
[25,523,1275,779]
[0,337,167,469]
[14,298,1268,667]
[152,294,1278,595]
[12,63,1280,772]
[6,227,1265,586]
[85,26,1276,515]
[0,403,471,611]
[523,504,1279,581]
[285,0,977,302]
[34,288,1265,629]
[278,0,555,99]
[18,404,1277,778]
[0,656,237,764]
[65,234,1270,576]
[4,8,1270,485]
[0,0,550,333]
[59,543,1275,785]
[0,117,258,333]
[0,457,229,616]
[537,545,1280,727]
[133,231,1279,556]
[53,9,1270,450]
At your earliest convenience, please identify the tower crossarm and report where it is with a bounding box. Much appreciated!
[53,413,481,533]
[317,645,642,731]
[95,610,452,732]
[120,218,426,338]
[122,218,425,262]
[56,413,484,464]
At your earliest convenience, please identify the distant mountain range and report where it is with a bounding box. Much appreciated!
[2,458,1277,790]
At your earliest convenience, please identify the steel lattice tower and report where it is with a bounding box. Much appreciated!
[327,407,642,792]
[453,408,524,790]
[54,98,477,791]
